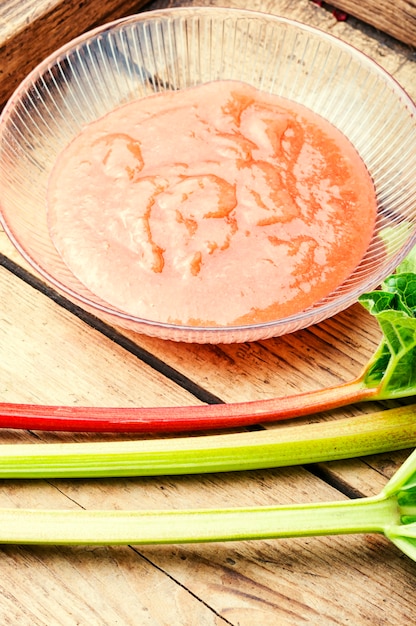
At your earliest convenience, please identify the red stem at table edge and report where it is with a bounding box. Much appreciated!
[0,378,379,432]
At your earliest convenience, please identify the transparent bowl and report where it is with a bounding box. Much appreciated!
[1,7,416,343]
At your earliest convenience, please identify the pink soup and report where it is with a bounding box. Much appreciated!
[47,81,377,327]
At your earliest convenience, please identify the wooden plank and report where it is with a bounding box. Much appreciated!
[0,547,228,625]
[39,467,416,625]
[0,0,148,107]
[330,0,416,46]
[0,476,228,624]
[144,0,416,45]
[0,264,202,413]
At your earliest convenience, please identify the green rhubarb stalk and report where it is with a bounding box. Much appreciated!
[0,404,414,478]
[0,447,415,564]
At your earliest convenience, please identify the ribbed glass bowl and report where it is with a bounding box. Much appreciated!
[1,7,416,343]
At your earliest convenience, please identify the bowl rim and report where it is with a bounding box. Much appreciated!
[1,6,416,336]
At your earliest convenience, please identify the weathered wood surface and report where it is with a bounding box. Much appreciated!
[330,0,416,46]
[1,0,415,624]
[0,0,148,106]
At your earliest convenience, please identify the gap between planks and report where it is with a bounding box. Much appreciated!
[0,252,224,407]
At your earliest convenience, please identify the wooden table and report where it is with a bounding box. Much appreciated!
[1,1,415,624]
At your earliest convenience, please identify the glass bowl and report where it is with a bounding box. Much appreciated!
[1,7,415,343]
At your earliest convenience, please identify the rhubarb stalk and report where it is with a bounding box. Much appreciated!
[0,447,415,564]
[0,379,374,432]
[0,404,414,478]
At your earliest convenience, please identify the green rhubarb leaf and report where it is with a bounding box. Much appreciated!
[358,263,416,399]
[383,274,416,315]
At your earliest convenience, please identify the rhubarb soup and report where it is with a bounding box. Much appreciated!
[47,81,377,327]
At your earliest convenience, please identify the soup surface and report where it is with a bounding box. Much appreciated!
[48,81,377,326]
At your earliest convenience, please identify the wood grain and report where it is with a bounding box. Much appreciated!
[146,0,416,45]
[0,544,227,625]
[0,264,202,411]
[0,0,148,106]
[331,0,416,46]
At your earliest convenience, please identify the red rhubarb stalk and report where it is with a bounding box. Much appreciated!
[0,378,375,432]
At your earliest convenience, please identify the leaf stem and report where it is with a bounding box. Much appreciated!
[0,493,398,545]
[0,378,376,432]
[1,404,414,478]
